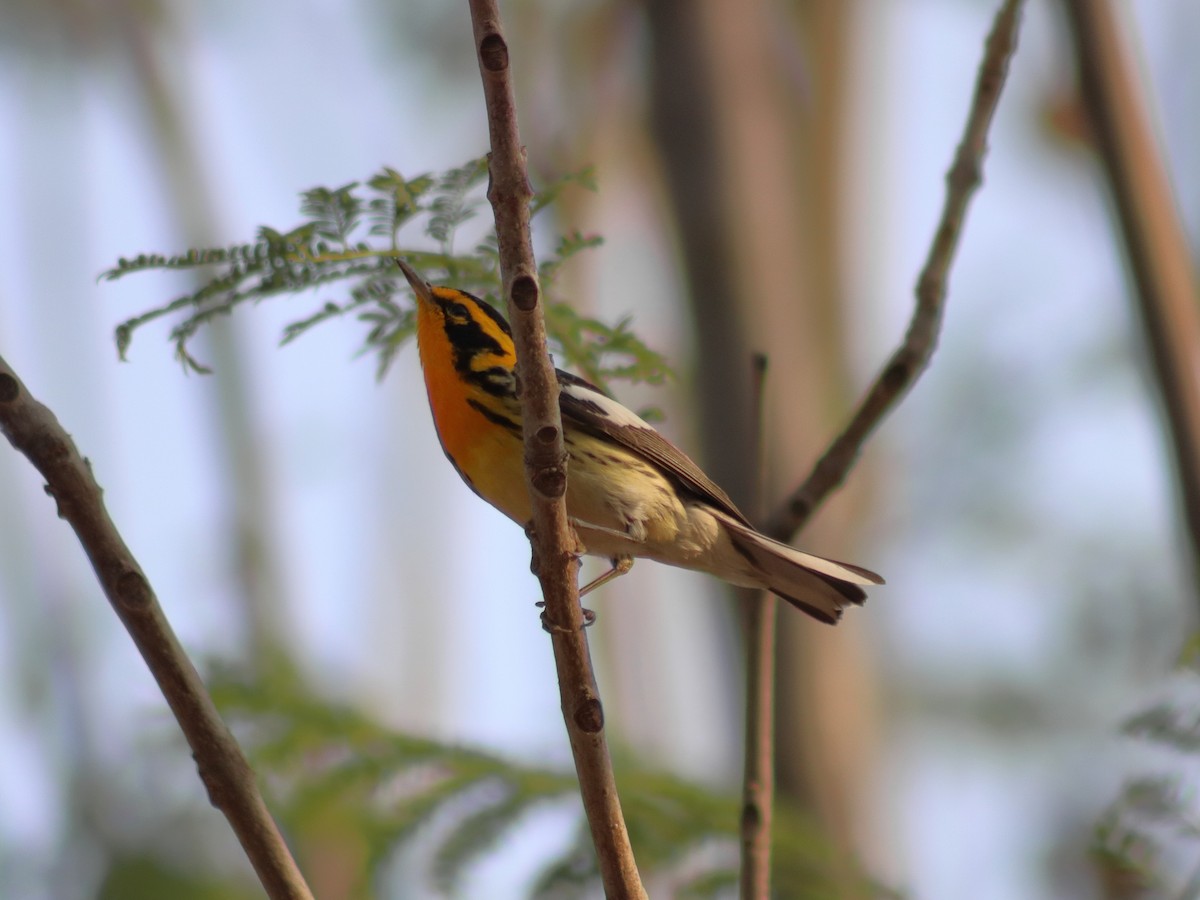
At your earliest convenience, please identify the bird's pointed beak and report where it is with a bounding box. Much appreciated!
[396,257,435,306]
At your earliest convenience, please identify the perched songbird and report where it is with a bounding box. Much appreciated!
[397,259,882,623]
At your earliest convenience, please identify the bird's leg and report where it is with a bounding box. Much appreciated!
[534,556,629,634]
[525,519,596,633]
[579,555,634,598]
[569,517,630,541]
[567,517,635,600]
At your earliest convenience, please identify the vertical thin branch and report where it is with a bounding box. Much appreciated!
[740,353,777,899]
[465,2,646,897]
[1062,0,1200,596]
[0,358,312,900]
[766,0,1027,541]
[742,1,1023,887]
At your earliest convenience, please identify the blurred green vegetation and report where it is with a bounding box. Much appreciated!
[202,652,892,898]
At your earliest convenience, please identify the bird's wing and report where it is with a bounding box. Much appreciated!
[555,369,749,525]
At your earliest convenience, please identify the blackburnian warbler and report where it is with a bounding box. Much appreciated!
[397,259,882,624]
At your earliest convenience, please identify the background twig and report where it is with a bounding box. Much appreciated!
[0,356,312,900]
[465,2,646,896]
[739,353,776,899]
[1062,0,1200,598]
[766,0,1027,542]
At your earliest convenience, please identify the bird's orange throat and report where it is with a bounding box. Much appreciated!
[414,300,530,522]
[416,302,477,466]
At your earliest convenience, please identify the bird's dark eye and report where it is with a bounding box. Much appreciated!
[443,301,469,321]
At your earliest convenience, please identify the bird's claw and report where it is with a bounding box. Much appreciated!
[536,600,596,633]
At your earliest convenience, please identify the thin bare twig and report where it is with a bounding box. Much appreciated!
[0,357,312,900]
[465,2,646,897]
[740,353,777,899]
[1062,0,1200,594]
[766,0,1027,541]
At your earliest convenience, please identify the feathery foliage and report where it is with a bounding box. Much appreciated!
[209,658,890,899]
[1093,641,1200,894]
[103,158,669,390]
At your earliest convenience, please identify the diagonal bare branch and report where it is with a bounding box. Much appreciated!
[767,0,1027,542]
[0,356,312,900]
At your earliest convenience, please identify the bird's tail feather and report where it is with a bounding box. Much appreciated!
[716,512,884,625]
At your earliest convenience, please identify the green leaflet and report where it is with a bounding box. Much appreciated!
[105,158,667,392]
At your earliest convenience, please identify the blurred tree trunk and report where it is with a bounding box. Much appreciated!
[1062,0,1200,602]
[646,0,879,865]
[115,5,288,663]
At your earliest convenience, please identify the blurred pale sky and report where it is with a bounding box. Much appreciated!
[0,1,1197,898]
